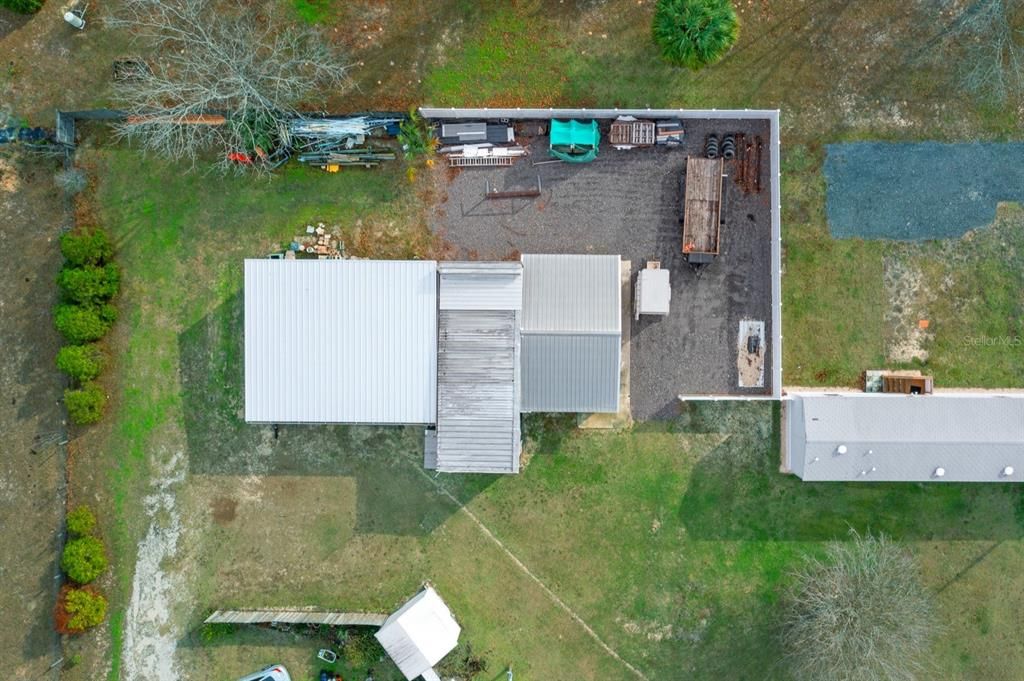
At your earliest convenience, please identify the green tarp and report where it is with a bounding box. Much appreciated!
[549,119,599,163]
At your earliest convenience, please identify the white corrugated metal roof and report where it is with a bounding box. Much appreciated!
[521,254,621,333]
[787,392,1024,482]
[375,587,460,681]
[244,259,437,424]
[438,261,522,310]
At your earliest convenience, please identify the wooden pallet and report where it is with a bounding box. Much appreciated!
[610,120,656,146]
[448,155,516,167]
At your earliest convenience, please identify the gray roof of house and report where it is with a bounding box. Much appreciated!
[520,254,621,413]
[786,393,1024,482]
[243,259,437,424]
[435,262,522,473]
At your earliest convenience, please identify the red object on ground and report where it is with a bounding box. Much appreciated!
[228,151,253,164]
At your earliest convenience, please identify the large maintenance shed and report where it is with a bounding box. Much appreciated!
[243,259,438,424]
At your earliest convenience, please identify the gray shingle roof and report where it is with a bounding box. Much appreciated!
[786,393,1024,482]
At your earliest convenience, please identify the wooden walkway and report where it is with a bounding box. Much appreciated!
[205,609,387,626]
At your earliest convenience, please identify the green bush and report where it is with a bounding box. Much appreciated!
[54,305,113,344]
[61,536,108,584]
[653,0,740,70]
[56,344,106,383]
[64,382,107,425]
[59,229,114,267]
[64,588,108,631]
[0,0,44,13]
[343,628,385,669]
[66,506,97,538]
[199,622,235,643]
[57,264,120,305]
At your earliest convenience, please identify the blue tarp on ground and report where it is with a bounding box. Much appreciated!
[825,142,1024,240]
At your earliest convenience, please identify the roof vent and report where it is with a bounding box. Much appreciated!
[837,445,848,455]
[933,467,945,478]
[1002,466,1015,477]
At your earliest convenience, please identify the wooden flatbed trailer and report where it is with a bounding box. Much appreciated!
[681,157,725,263]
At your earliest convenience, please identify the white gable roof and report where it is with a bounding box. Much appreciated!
[375,587,460,680]
[244,259,437,424]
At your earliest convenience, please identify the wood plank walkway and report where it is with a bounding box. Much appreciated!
[205,609,387,626]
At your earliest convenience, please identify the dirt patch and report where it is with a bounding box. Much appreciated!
[0,153,67,681]
[884,254,934,363]
[210,496,237,525]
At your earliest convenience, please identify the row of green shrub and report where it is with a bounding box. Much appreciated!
[57,506,108,633]
[54,229,119,425]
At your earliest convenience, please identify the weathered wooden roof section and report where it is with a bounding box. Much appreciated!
[205,609,387,626]
[682,157,724,255]
[435,263,522,474]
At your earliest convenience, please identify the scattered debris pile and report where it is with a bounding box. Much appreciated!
[281,223,346,260]
[288,117,400,169]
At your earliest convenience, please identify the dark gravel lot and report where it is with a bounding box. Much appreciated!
[826,142,1024,240]
[430,118,775,419]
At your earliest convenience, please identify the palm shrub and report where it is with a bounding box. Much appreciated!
[64,382,107,425]
[782,531,937,681]
[61,536,108,584]
[653,0,739,70]
[54,304,115,344]
[66,506,97,538]
[56,344,106,383]
[60,588,108,632]
[59,229,114,267]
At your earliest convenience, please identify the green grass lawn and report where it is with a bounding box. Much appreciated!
[81,150,1024,681]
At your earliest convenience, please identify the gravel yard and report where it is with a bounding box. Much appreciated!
[430,119,775,418]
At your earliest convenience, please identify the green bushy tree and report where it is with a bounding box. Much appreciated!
[63,588,108,631]
[66,506,97,538]
[56,344,106,383]
[653,0,739,70]
[57,263,121,305]
[54,305,114,344]
[64,382,107,425]
[0,0,44,13]
[61,536,108,584]
[59,229,114,267]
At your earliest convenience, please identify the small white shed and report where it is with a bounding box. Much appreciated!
[635,264,671,319]
[375,586,460,681]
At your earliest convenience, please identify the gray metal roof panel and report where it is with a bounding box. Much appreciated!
[438,262,522,311]
[788,393,1024,482]
[521,334,620,413]
[244,259,437,424]
[521,254,621,333]
[435,308,521,473]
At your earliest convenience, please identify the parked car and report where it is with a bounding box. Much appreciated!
[237,665,291,681]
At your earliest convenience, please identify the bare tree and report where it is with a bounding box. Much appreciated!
[108,0,350,171]
[949,0,1024,102]
[781,531,937,681]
